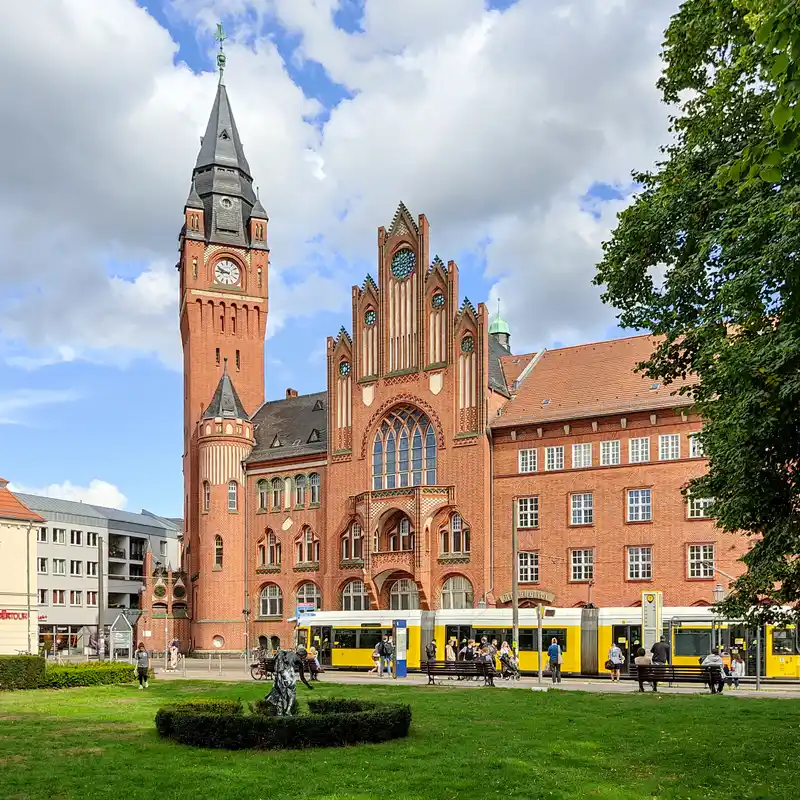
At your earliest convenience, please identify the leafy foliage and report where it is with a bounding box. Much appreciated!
[40,663,142,689]
[155,697,412,750]
[0,655,46,690]
[595,0,800,624]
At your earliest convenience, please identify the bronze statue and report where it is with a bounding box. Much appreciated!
[264,646,313,716]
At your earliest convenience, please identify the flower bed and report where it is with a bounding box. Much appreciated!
[155,697,412,750]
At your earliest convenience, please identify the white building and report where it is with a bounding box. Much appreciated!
[0,479,43,655]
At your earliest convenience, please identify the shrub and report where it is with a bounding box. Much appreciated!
[0,655,46,690]
[156,697,412,750]
[41,663,140,689]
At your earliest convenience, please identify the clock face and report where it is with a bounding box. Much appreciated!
[214,259,241,286]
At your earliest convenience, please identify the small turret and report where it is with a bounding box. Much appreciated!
[489,299,511,352]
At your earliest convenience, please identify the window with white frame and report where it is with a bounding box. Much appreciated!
[659,434,680,460]
[38,589,47,605]
[688,544,715,578]
[257,480,269,510]
[341,522,363,561]
[37,558,47,574]
[518,551,539,583]
[202,481,210,512]
[271,478,283,509]
[627,546,653,580]
[441,576,474,609]
[228,480,238,511]
[214,535,223,568]
[53,528,66,545]
[689,433,705,458]
[260,584,283,617]
[341,579,370,611]
[309,473,321,505]
[627,488,652,521]
[87,561,98,577]
[267,532,281,566]
[86,531,98,547]
[295,475,306,506]
[570,493,594,525]
[296,527,320,563]
[572,443,592,469]
[389,579,420,610]
[296,581,322,610]
[70,560,82,577]
[571,549,594,581]
[601,440,621,466]
[518,449,537,473]
[545,446,564,471]
[52,590,65,606]
[87,591,98,607]
[517,497,539,529]
[629,437,650,463]
[53,559,66,576]
[37,528,47,543]
[70,590,83,606]
[440,513,470,555]
[159,540,167,557]
[70,530,82,546]
[688,497,714,519]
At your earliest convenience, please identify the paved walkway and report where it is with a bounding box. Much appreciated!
[155,661,800,699]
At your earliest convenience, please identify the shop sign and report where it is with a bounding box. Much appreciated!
[497,589,555,604]
[0,610,28,621]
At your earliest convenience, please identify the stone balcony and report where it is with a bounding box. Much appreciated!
[369,549,415,575]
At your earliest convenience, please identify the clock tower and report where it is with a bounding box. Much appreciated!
[178,52,269,628]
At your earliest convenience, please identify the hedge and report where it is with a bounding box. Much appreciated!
[0,656,142,690]
[155,697,412,750]
[0,655,46,690]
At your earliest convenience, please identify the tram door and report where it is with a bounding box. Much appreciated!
[612,624,642,674]
[726,624,766,677]
[310,626,333,666]
[445,625,472,652]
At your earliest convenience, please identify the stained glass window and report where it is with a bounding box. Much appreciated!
[364,309,377,326]
[390,248,416,279]
[461,335,475,353]
[339,360,351,377]
[431,293,445,309]
[372,406,437,489]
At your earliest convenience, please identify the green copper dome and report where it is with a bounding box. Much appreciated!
[489,302,511,336]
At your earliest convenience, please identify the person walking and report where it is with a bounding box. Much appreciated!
[608,642,625,682]
[378,634,393,677]
[547,637,563,684]
[134,643,150,690]
[730,653,745,689]
[426,639,437,662]
[634,647,656,692]
[650,636,670,665]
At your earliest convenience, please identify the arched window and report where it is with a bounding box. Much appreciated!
[228,480,238,512]
[257,480,268,511]
[259,584,283,617]
[388,516,414,552]
[389,579,419,610]
[341,522,363,561]
[258,543,266,566]
[372,406,437,490]
[441,576,474,609]
[296,527,320,564]
[202,481,211,512]
[341,580,370,611]
[295,475,306,507]
[271,478,283,509]
[267,531,281,566]
[214,535,223,568]
[296,581,321,610]
[309,473,321,505]
[440,513,470,555]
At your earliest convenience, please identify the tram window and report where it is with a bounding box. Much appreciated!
[674,629,712,657]
[516,628,567,651]
[359,630,388,651]
[473,629,511,646]
[772,629,799,656]
[333,629,358,649]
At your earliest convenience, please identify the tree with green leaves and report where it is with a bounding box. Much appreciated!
[595,0,800,625]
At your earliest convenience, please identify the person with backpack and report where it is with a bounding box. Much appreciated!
[378,634,394,677]
[425,639,437,662]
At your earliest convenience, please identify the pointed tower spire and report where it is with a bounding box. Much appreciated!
[215,23,227,84]
[203,359,249,420]
[250,186,268,221]
[489,297,511,352]
[185,180,203,210]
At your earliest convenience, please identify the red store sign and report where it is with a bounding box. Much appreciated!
[0,610,28,621]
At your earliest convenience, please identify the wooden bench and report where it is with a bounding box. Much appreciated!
[424,660,496,686]
[257,657,323,680]
[636,663,723,690]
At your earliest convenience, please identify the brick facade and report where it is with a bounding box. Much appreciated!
[138,81,747,654]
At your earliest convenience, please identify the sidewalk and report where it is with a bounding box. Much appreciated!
[155,662,800,699]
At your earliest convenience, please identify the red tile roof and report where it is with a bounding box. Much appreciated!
[0,479,45,523]
[499,352,536,387]
[493,334,694,428]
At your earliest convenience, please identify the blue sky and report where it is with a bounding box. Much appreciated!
[0,0,674,516]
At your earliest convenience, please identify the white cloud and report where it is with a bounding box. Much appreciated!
[0,389,80,425]
[0,0,679,371]
[8,479,128,510]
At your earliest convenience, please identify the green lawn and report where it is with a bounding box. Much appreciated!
[1,681,798,800]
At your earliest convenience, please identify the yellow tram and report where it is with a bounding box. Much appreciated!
[295,607,799,679]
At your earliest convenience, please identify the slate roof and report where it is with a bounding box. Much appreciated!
[488,335,512,397]
[248,392,328,464]
[493,334,694,428]
[203,365,249,420]
[0,479,45,523]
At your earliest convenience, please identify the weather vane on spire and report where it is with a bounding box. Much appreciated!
[215,23,227,82]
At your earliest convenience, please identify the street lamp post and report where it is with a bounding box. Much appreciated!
[712,583,725,649]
